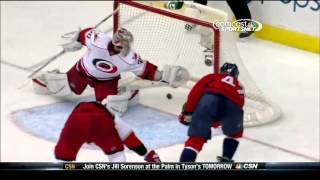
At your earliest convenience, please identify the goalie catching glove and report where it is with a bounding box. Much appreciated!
[160,64,190,88]
[60,28,83,52]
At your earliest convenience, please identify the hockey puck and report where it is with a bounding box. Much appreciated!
[166,93,173,99]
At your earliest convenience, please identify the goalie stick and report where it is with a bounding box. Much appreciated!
[62,7,120,38]
[0,60,34,72]
[27,50,66,78]
[118,75,198,90]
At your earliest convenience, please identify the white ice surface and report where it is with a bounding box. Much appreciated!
[1,1,319,162]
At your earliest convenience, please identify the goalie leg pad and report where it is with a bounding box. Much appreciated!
[161,64,190,88]
[118,83,140,107]
[114,115,133,140]
[128,89,139,106]
[32,69,72,97]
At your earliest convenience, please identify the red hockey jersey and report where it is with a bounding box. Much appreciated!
[184,73,245,113]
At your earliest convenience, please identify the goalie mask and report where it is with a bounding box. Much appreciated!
[112,28,134,56]
[220,63,239,78]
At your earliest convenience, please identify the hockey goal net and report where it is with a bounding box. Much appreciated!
[114,1,281,127]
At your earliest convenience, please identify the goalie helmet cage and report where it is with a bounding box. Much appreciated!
[113,1,281,127]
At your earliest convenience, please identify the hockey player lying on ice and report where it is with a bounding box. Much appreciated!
[179,63,244,162]
[32,27,190,162]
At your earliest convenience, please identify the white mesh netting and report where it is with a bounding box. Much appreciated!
[115,1,281,127]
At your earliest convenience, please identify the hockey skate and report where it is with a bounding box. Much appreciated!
[217,156,234,162]
[239,30,254,39]
[144,150,161,162]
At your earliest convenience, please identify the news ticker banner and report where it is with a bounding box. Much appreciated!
[0,162,319,171]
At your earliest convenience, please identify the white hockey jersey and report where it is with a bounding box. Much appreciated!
[76,28,148,81]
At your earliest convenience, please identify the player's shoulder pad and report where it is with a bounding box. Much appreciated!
[202,73,216,80]
[122,50,144,65]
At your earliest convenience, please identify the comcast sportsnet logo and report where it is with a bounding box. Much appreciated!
[214,19,263,32]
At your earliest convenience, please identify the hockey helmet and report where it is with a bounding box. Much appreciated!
[220,62,239,78]
[112,28,134,48]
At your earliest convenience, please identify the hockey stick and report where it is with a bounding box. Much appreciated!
[104,10,147,33]
[15,50,66,90]
[0,58,64,73]
[1,53,65,72]
[118,75,198,90]
[94,7,120,28]
[0,59,34,72]
[26,57,57,70]
[27,7,121,78]
[63,7,120,38]
[27,50,66,78]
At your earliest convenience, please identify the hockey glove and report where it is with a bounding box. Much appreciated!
[60,28,83,52]
[179,102,193,125]
[161,64,190,88]
[178,113,192,126]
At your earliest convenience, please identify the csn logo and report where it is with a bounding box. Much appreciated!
[235,163,259,170]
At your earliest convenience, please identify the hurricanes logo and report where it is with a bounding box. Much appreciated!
[93,59,118,73]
